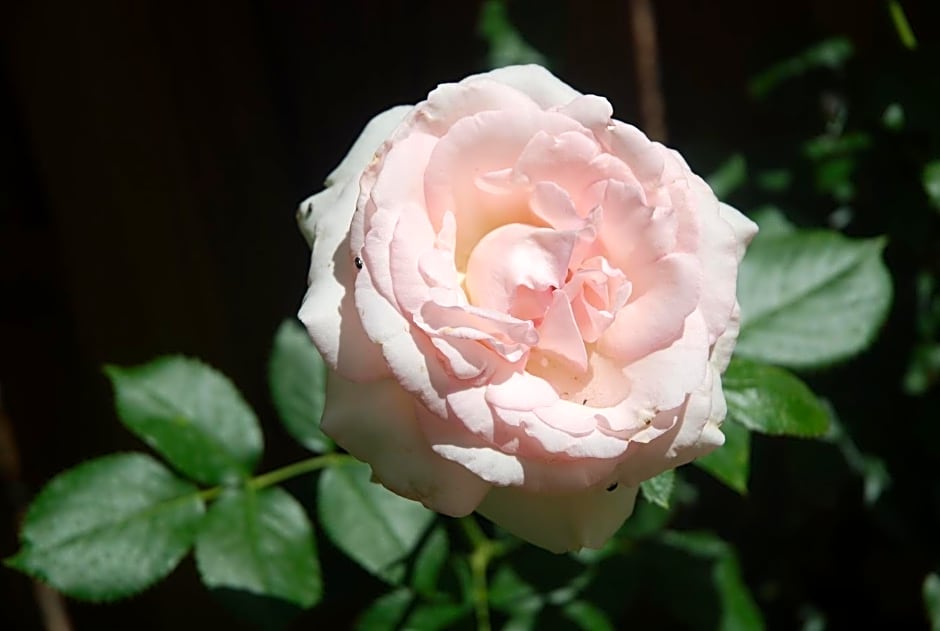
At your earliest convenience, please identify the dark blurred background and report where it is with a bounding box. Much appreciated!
[2,1,939,629]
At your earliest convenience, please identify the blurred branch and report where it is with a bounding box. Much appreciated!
[629,0,667,142]
[0,388,73,631]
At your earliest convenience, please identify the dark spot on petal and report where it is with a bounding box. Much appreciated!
[606,482,618,492]
[582,399,588,405]
[354,256,363,270]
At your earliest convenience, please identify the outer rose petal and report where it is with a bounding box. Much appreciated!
[324,105,413,189]
[298,105,411,381]
[475,64,581,109]
[321,373,491,516]
[477,482,639,553]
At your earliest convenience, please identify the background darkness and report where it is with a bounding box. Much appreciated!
[2,1,939,629]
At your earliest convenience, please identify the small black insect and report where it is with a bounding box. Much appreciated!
[354,256,363,270]
[606,482,618,492]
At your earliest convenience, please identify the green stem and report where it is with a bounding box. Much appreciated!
[197,453,355,502]
[459,516,495,631]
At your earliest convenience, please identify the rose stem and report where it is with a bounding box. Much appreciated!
[197,452,356,501]
[459,515,497,631]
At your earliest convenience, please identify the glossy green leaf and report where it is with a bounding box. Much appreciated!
[695,419,751,494]
[723,358,829,437]
[707,154,747,199]
[106,357,262,484]
[924,572,940,631]
[318,461,434,583]
[640,469,675,509]
[6,453,204,601]
[735,230,892,369]
[194,486,321,608]
[268,319,333,453]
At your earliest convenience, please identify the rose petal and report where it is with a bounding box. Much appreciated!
[321,373,491,516]
[324,105,413,188]
[298,185,389,382]
[477,482,638,552]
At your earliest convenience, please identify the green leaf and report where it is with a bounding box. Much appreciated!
[412,525,449,597]
[923,160,940,212]
[356,588,412,631]
[478,0,547,69]
[925,572,940,631]
[695,419,751,493]
[490,564,543,615]
[661,531,765,631]
[749,37,853,98]
[194,486,321,609]
[6,453,204,601]
[714,554,765,631]
[735,230,892,369]
[824,410,891,506]
[405,601,471,630]
[722,358,829,437]
[106,357,263,484]
[882,103,905,130]
[750,206,796,239]
[318,461,434,583]
[268,319,333,453]
[562,600,616,631]
[640,469,675,509]
[707,154,747,199]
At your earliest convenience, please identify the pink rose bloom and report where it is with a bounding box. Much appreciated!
[299,65,757,552]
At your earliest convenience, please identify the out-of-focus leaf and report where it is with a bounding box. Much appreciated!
[268,319,333,453]
[751,206,796,239]
[750,37,853,98]
[882,103,905,130]
[924,572,940,631]
[708,154,747,199]
[194,487,321,608]
[405,601,471,630]
[106,357,262,484]
[695,419,751,494]
[562,599,616,631]
[6,453,203,601]
[317,461,434,583]
[804,132,870,161]
[824,409,891,506]
[490,564,542,616]
[714,554,766,631]
[923,160,940,212]
[412,526,449,597]
[722,358,829,437]
[756,170,792,193]
[478,0,547,69]
[736,230,892,369]
[640,469,675,509]
[661,531,765,631]
[355,588,412,631]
